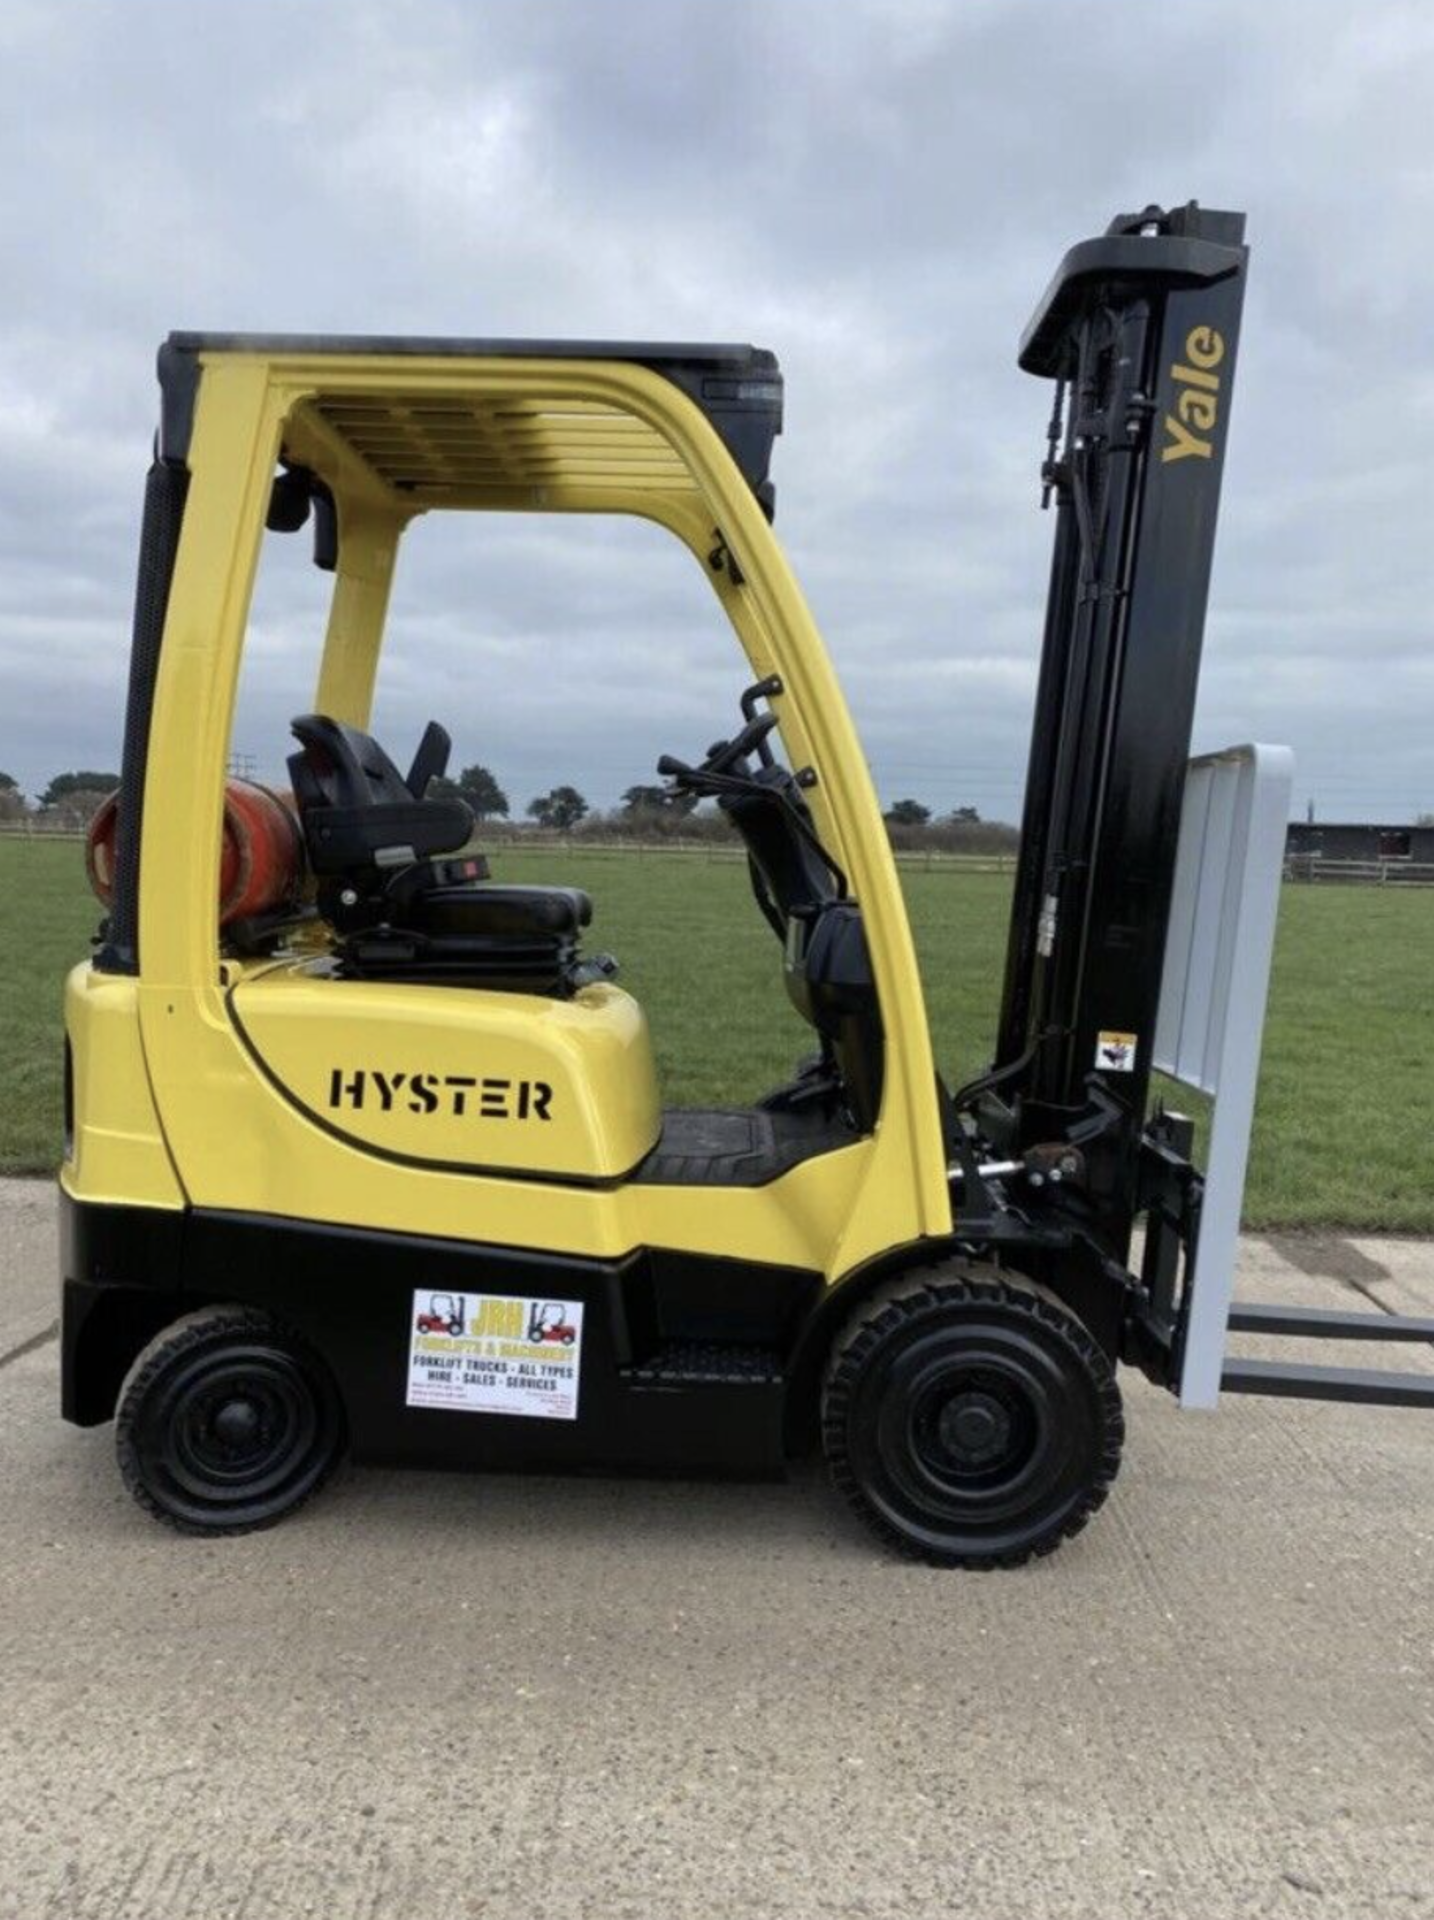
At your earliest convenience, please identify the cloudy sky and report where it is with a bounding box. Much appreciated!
[2,0,1431,821]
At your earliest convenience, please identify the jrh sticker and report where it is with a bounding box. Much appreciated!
[1095,1030,1138,1073]
[407,1290,584,1420]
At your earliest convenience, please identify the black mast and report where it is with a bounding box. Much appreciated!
[992,202,1249,1255]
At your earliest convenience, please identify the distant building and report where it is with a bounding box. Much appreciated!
[1286,821,1434,864]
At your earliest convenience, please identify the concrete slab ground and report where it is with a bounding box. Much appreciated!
[1,1179,1431,1920]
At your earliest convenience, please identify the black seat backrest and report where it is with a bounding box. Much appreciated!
[289,714,425,809]
[288,714,473,877]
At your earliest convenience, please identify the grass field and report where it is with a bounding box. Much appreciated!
[2,836,1430,1229]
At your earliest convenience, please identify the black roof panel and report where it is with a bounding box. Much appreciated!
[158,333,783,501]
[166,330,774,365]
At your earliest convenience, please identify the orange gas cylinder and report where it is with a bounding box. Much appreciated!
[86,779,305,926]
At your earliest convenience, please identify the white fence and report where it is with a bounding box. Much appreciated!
[0,819,1018,872]
[1284,855,1434,887]
[5,819,1430,886]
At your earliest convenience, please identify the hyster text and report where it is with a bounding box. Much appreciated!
[328,1069,554,1121]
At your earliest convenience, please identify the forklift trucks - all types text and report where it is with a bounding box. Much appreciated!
[60,202,1434,1566]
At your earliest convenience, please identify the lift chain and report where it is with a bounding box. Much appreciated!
[1039,377,1068,509]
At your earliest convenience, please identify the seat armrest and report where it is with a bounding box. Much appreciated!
[301,797,473,874]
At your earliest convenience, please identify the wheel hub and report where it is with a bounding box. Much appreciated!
[211,1396,264,1453]
[906,1357,1044,1496]
[938,1389,1013,1466]
[163,1357,316,1496]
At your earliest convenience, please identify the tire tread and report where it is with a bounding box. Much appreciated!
[115,1305,342,1536]
[821,1265,1123,1569]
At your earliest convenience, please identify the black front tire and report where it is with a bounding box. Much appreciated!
[822,1268,1123,1568]
[116,1306,344,1536]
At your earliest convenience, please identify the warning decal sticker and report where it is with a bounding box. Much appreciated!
[407,1290,584,1420]
[1094,1030,1138,1073]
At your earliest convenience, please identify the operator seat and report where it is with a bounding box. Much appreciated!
[287,714,601,994]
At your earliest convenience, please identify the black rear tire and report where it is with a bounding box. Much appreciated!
[822,1268,1123,1568]
[116,1306,344,1535]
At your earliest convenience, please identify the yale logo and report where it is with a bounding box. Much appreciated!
[328,1069,554,1121]
[1161,324,1225,465]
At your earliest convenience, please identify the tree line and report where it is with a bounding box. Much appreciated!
[1,762,1018,851]
[433,766,1016,849]
[0,770,121,828]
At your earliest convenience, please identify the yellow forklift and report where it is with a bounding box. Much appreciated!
[60,201,1434,1565]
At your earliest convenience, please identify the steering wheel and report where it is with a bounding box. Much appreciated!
[657,711,779,788]
[656,694,848,945]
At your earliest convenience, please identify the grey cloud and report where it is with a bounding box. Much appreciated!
[1,0,1431,819]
